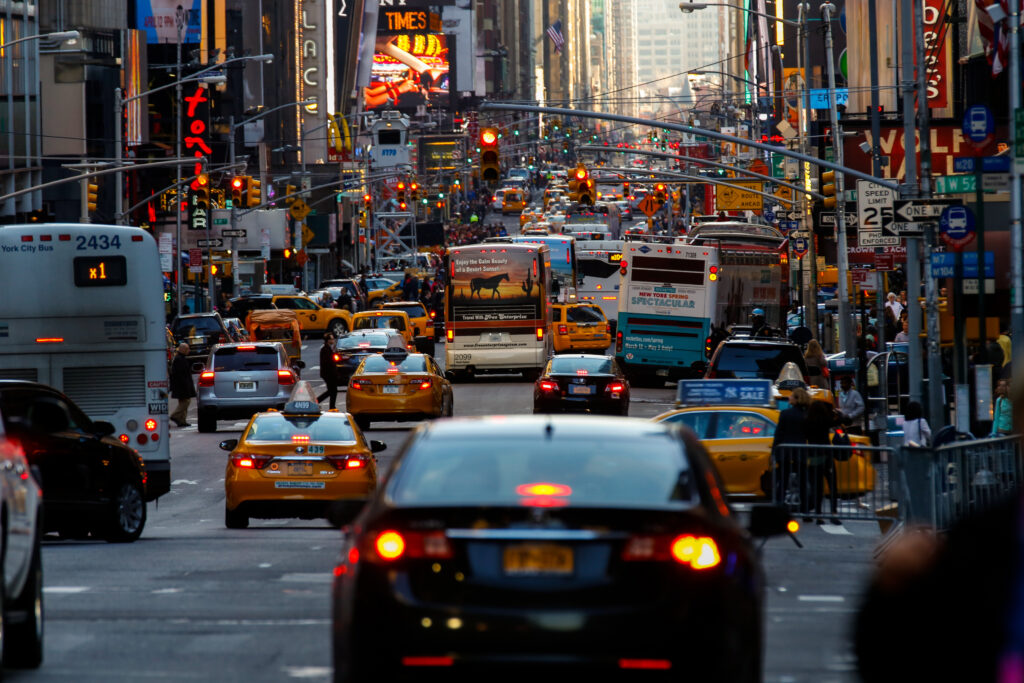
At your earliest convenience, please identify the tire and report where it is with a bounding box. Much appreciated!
[4,523,43,669]
[445,393,454,417]
[329,320,348,337]
[104,480,147,543]
[355,416,371,432]
[197,411,217,433]
[225,505,249,530]
[427,341,436,358]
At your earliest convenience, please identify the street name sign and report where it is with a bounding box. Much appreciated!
[930,251,994,278]
[197,238,223,248]
[952,156,1010,174]
[222,229,246,238]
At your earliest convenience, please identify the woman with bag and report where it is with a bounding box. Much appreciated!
[902,401,932,447]
[991,379,1013,436]
[803,339,830,390]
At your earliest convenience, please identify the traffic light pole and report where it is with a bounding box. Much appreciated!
[229,115,239,298]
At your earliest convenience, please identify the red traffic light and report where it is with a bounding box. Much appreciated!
[574,168,587,181]
[397,182,406,190]
[481,130,497,145]
[410,182,419,191]
[231,177,244,190]
[196,174,209,187]
[363,193,371,203]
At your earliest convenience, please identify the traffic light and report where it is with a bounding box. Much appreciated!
[654,183,667,205]
[396,181,407,209]
[86,181,99,213]
[623,182,630,197]
[230,177,245,205]
[480,127,500,183]
[579,179,596,206]
[821,171,836,209]
[363,193,372,210]
[283,184,297,206]
[247,177,262,207]
[411,182,422,204]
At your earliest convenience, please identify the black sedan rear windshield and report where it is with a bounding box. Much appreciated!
[213,347,278,371]
[338,334,392,349]
[550,357,613,375]
[714,345,806,379]
[390,433,694,508]
[174,317,223,334]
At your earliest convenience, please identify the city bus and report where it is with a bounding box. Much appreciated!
[615,240,721,385]
[445,243,551,380]
[511,234,578,302]
[576,239,624,332]
[0,224,171,500]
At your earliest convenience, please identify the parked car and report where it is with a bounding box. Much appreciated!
[170,312,231,361]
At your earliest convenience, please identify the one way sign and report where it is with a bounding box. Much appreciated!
[893,199,960,222]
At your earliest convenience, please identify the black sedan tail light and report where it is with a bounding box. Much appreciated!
[621,534,721,570]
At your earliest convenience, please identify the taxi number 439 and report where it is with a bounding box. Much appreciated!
[307,445,325,454]
[76,234,122,250]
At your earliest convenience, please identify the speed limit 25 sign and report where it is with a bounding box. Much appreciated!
[856,180,898,246]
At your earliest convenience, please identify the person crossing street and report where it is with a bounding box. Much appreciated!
[170,343,195,427]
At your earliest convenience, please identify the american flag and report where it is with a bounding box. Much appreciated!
[547,20,565,53]
[976,0,1021,76]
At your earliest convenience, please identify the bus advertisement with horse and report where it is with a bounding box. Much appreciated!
[444,243,552,381]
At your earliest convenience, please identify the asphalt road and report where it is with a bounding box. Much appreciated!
[12,211,882,682]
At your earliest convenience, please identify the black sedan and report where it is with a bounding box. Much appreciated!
[533,354,631,415]
[334,329,406,381]
[330,415,794,682]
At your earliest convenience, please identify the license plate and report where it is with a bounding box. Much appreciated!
[288,462,313,476]
[569,385,594,395]
[382,386,401,394]
[236,381,256,391]
[503,544,574,576]
[592,334,605,339]
[307,445,325,455]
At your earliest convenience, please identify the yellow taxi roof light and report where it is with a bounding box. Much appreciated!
[775,362,807,390]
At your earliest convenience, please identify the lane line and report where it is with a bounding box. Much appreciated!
[797,595,845,603]
[819,523,853,535]
[44,586,90,594]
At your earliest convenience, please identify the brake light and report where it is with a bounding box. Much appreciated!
[622,534,721,569]
[375,531,406,560]
[292,434,310,444]
[198,371,215,387]
[144,419,157,431]
[278,369,295,385]
[327,455,367,470]
[231,453,273,470]
[446,328,454,342]
[418,380,432,390]
[539,380,559,392]
[576,369,588,376]
[350,379,371,390]
[333,354,340,362]
[606,382,625,393]
[558,325,568,335]
[35,337,64,343]
[402,657,454,667]
[619,659,671,670]
[118,434,129,444]
[536,327,544,340]
[238,345,256,351]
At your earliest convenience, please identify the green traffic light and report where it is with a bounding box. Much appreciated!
[438,193,445,199]
[422,198,428,204]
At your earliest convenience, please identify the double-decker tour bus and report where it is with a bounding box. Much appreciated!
[0,224,171,499]
[615,240,721,385]
[576,239,624,333]
[511,234,577,302]
[445,243,551,380]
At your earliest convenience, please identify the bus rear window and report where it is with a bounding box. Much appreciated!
[213,347,279,371]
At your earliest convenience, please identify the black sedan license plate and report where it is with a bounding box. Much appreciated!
[503,544,573,576]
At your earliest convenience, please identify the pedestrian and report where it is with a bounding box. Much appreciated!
[402,271,420,301]
[894,319,910,343]
[837,375,865,434]
[317,333,340,409]
[901,401,932,447]
[991,378,1013,437]
[804,398,840,524]
[769,386,811,502]
[998,324,1013,368]
[803,339,830,390]
[885,291,903,322]
[169,343,195,427]
[750,308,772,337]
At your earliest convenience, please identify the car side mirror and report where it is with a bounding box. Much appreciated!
[370,440,387,453]
[748,504,794,538]
[294,360,306,369]
[219,439,238,451]
[191,362,205,373]
[93,420,116,437]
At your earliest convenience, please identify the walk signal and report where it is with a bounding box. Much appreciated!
[480,127,500,183]
[230,177,245,205]
[821,171,836,209]
[86,182,99,213]
[247,177,262,207]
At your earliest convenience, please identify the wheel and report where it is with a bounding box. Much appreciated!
[225,505,249,529]
[197,411,217,433]
[4,520,43,669]
[355,416,371,432]
[329,319,348,337]
[427,341,436,357]
[445,393,454,417]
[104,480,146,543]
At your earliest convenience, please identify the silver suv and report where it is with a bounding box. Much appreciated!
[195,342,305,433]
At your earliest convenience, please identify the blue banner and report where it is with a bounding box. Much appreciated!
[676,379,775,407]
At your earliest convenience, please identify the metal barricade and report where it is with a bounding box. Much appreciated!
[894,436,1022,531]
[770,444,894,522]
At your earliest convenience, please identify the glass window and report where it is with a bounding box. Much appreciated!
[354,315,405,331]
[714,345,806,379]
[173,317,223,334]
[359,355,427,373]
[710,412,775,439]
[549,356,613,374]
[385,304,425,319]
[338,333,393,349]
[246,414,356,443]
[659,411,712,438]
[213,347,279,371]
[273,299,296,309]
[566,305,605,324]
[390,433,695,508]
[295,298,318,310]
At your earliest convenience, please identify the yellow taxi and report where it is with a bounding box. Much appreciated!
[502,188,527,214]
[350,309,415,350]
[380,300,435,355]
[543,188,565,209]
[361,276,405,307]
[550,303,612,353]
[221,383,385,528]
[652,379,875,497]
[346,349,453,431]
[270,295,352,338]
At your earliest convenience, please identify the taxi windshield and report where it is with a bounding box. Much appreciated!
[385,304,425,319]
[360,355,428,373]
[390,434,695,508]
[245,414,356,443]
[338,333,393,349]
[549,357,613,374]
[354,315,405,331]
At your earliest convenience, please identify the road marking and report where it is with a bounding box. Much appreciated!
[798,595,845,603]
[284,667,332,679]
[172,479,198,486]
[152,588,182,595]
[819,523,852,535]
[280,572,333,583]
[259,563,272,568]
[44,586,90,594]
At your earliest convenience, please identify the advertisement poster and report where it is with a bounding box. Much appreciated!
[364,8,450,112]
[449,251,542,324]
[136,0,202,44]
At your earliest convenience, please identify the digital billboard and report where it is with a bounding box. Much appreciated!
[364,8,450,113]
[136,0,203,44]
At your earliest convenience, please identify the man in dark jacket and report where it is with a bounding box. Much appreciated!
[169,343,195,427]
[768,386,810,504]
[317,333,339,409]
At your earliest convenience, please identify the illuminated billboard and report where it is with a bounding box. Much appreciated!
[364,8,450,113]
[136,0,203,44]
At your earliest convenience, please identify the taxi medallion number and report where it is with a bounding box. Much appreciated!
[307,445,325,455]
[503,544,574,575]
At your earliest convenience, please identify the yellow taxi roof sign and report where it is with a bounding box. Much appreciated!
[284,381,321,414]
[675,379,775,409]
